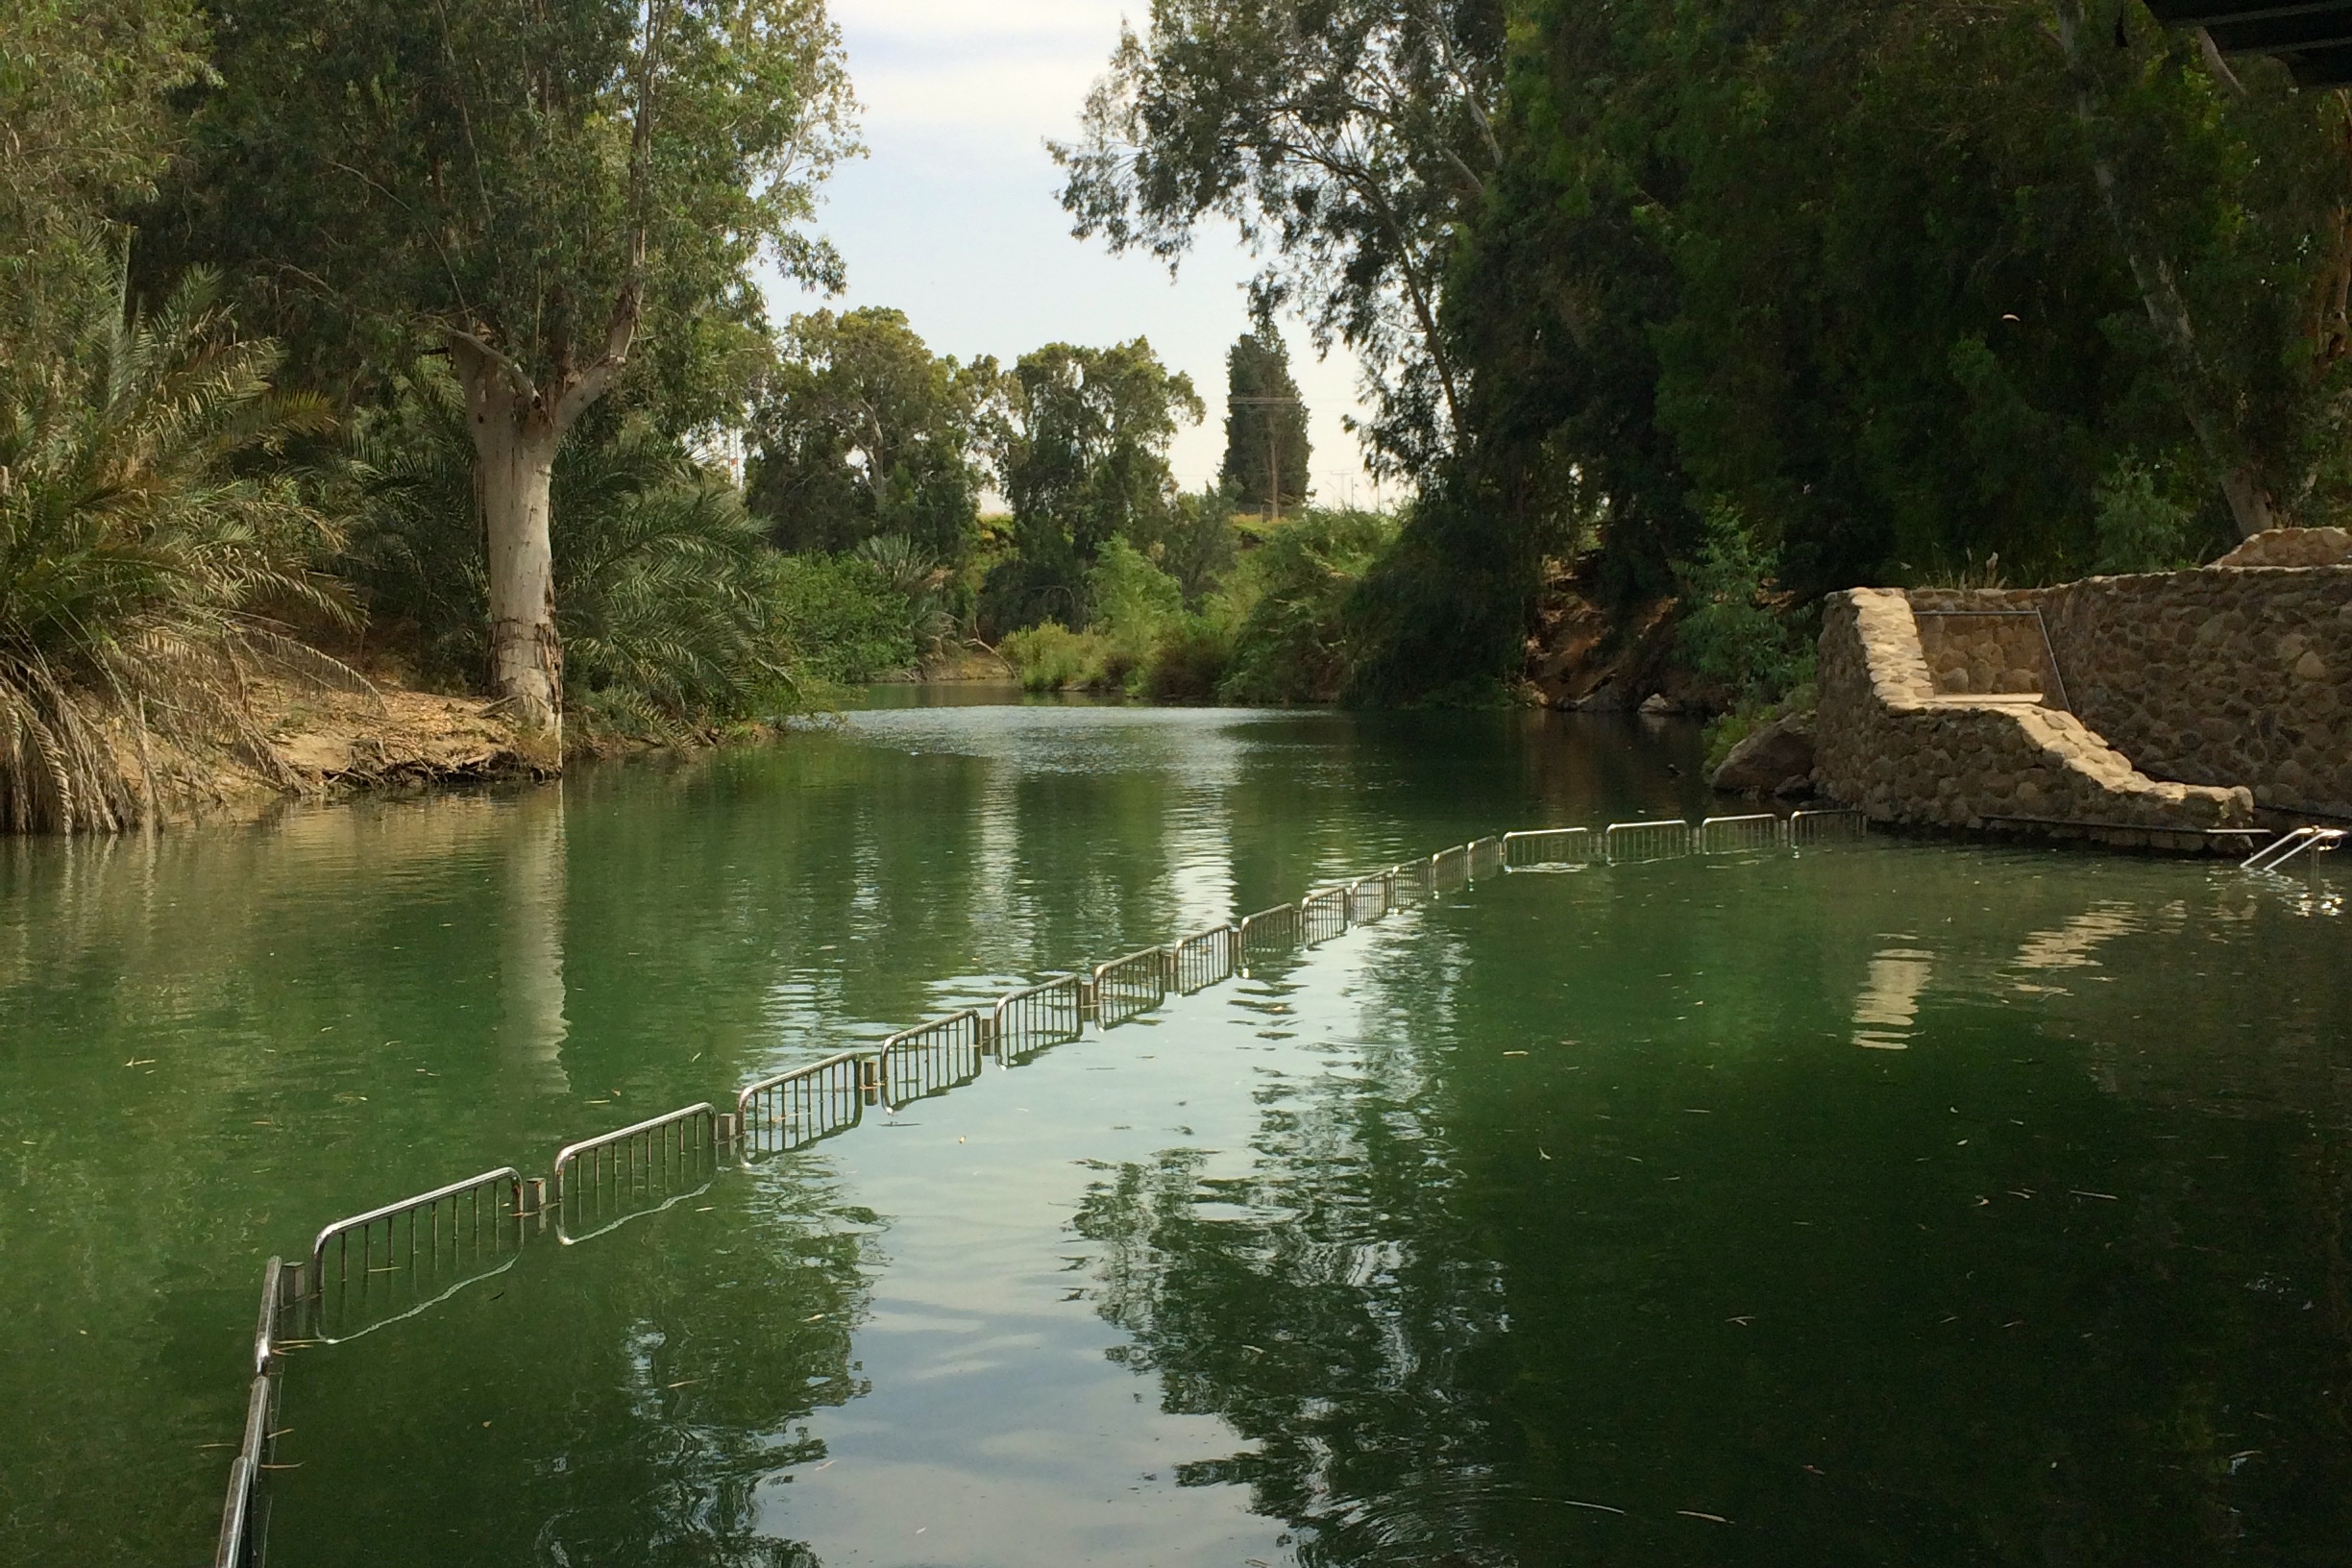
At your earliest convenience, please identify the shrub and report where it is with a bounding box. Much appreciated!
[769,552,920,685]
[1144,615,1233,702]
[999,621,1115,692]
[1675,502,1811,711]
[1219,508,1397,704]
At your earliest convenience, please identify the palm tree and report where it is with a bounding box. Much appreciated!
[0,255,348,831]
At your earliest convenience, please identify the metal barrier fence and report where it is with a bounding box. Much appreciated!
[213,801,1903,1566]
[1468,837,1505,879]
[303,1166,527,1340]
[1092,948,1168,1027]
[1504,826,1594,869]
[1236,905,1302,972]
[1789,807,1869,846]
[993,974,1085,1061]
[1301,886,1349,943]
[882,1011,987,1108]
[1169,925,1239,994]
[552,1106,719,1244]
[1698,814,1781,854]
[1603,820,1693,863]
[737,1051,869,1159]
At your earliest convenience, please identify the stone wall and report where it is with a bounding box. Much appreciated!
[1816,589,2256,843]
[1908,563,2352,821]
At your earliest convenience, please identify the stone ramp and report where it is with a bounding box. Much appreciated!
[1816,588,2255,845]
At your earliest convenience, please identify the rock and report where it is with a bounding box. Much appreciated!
[1572,680,1634,713]
[1638,692,1675,715]
[2214,527,2352,569]
[1710,712,1816,795]
[1773,772,1816,800]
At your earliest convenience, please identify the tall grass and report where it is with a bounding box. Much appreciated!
[0,254,348,831]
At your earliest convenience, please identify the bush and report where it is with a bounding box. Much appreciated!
[1219,508,1397,704]
[1675,502,1812,710]
[770,552,920,685]
[1144,615,1233,702]
[999,621,1115,692]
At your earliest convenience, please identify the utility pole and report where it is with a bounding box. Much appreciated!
[1228,394,1304,521]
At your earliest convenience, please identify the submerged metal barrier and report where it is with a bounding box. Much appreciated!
[1092,949,1168,1027]
[882,1011,989,1108]
[737,1050,869,1159]
[993,974,1086,1061]
[212,801,1893,1566]
[1169,924,1240,995]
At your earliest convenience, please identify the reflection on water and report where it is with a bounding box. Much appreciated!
[2,704,2347,1568]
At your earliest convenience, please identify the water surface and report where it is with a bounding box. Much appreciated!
[1,702,2344,1566]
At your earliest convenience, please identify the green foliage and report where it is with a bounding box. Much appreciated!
[747,308,1002,561]
[997,622,1115,694]
[1054,0,1504,473]
[1219,328,1311,514]
[769,553,919,686]
[1675,504,1811,711]
[1221,508,1398,704]
[983,338,1203,632]
[148,0,858,404]
[347,362,801,737]
[1143,616,1234,703]
[0,260,345,830]
[1343,0,2352,699]
[2093,459,2197,575]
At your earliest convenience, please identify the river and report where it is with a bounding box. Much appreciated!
[2,694,2346,1566]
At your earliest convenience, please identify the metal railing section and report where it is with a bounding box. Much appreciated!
[1235,904,1302,970]
[1301,886,1349,943]
[1346,876,1391,924]
[993,974,1085,1061]
[1169,925,1239,995]
[881,1011,987,1108]
[1698,814,1782,854]
[2242,825,2346,873]
[1391,857,1434,896]
[1433,845,1471,892]
[1788,807,1869,846]
[1504,827,1594,869]
[1468,837,1505,879]
[1091,949,1169,1027]
[1604,820,1693,863]
[736,1051,869,1159]
[552,1106,714,1208]
[308,1167,524,1293]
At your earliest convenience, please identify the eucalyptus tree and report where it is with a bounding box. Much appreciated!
[746,307,1002,560]
[1054,0,1506,475]
[154,0,855,744]
[987,340,1203,630]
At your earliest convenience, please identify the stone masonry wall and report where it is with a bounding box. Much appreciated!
[1817,589,2255,837]
[1910,564,2352,821]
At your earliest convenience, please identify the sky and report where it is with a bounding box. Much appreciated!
[759,0,1389,509]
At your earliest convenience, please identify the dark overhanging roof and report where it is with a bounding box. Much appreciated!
[2144,1,2352,87]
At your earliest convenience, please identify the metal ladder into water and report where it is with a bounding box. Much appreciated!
[2241,825,2347,874]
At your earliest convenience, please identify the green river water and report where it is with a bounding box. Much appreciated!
[3,695,2348,1567]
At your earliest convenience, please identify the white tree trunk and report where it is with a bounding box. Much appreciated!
[466,379,565,746]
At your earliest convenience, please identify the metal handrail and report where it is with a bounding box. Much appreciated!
[310,1166,523,1285]
[2242,825,2346,873]
[1504,826,1594,869]
[1788,807,1869,846]
[551,1106,713,1207]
